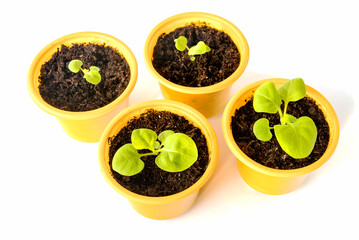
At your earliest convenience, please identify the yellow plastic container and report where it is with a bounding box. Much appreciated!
[222,78,340,195]
[98,100,218,219]
[144,12,249,118]
[27,32,138,142]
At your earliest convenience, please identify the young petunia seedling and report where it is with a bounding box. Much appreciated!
[68,59,101,85]
[252,78,317,159]
[174,36,211,61]
[112,128,198,176]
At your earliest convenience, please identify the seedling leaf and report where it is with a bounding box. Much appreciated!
[174,36,188,51]
[112,144,144,176]
[131,129,158,150]
[188,41,211,56]
[68,60,83,73]
[90,66,100,72]
[154,141,161,150]
[158,130,175,144]
[84,69,101,85]
[253,118,273,141]
[278,78,306,103]
[253,82,282,114]
[155,133,198,172]
[274,116,317,159]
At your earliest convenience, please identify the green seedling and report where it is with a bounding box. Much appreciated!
[68,59,101,85]
[112,128,198,176]
[252,78,317,159]
[174,36,211,61]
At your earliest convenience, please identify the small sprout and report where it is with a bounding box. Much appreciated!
[174,36,188,51]
[68,59,83,73]
[68,59,101,85]
[174,36,211,61]
[112,128,198,176]
[252,78,317,159]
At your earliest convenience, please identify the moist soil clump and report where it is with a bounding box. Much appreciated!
[231,97,330,170]
[152,23,240,87]
[108,109,209,197]
[39,43,130,112]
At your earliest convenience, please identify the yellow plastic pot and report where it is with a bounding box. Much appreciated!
[98,100,218,219]
[28,32,138,142]
[222,78,340,195]
[144,12,249,118]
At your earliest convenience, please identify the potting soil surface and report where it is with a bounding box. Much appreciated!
[39,43,130,111]
[152,23,240,87]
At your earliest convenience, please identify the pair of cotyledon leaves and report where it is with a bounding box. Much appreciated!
[68,59,101,85]
[252,78,317,159]
[174,36,211,61]
[112,129,198,176]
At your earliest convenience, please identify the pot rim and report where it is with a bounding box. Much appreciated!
[144,12,250,95]
[27,31,138,120]
[98,99,219,204]
[222,78,340,178]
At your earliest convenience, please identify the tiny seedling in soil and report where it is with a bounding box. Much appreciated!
[174,36,211,61]
[112,128,198,176]
[253,78,317,159]
[68,59,101,85]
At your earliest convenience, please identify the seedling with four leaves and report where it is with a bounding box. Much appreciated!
[253,78,317,159]
[68,59,101,85]
[174,36,211,61]
[112,128,198,176]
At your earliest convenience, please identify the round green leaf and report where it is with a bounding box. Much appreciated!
[154,141,161,150]
[253,82,282,114]
[112,144,144,176]
[278,78,306,103]
[274,116,317,159]
[188,41,211,56]
[89,66,100,72]
[253,118,273,141]
[155,133,198,172]
[131,129,158,150]
[158,130,175,144]
[174,36,188,51]
[84,70,101,85]
[68,60,83,73]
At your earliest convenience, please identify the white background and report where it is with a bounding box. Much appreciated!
[1,0,358,239]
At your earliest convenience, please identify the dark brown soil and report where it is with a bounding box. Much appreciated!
[231,96,330,169]
[108,109,209,197]
[152,23,240,87]
[39,43,130,112]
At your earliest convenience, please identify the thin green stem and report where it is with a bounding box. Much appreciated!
[80,68,88,78]
[278,106,284,120]
[283,102,289,116]
[139,148,164,158]
[280,101,289,125]
[185,44,199,61]
[139,152,158,158]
